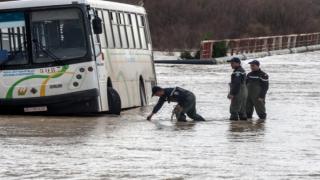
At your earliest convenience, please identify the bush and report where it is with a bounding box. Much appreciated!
[194,50,201,59]
[213,41,227,58]
[180,51,194,59]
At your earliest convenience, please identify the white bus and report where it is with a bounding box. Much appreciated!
[0,0,157,114]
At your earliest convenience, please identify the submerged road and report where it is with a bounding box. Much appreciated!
[1,52,320,179]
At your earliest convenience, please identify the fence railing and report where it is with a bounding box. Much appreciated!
[200,32,320,59]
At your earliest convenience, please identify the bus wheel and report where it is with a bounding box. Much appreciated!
[107,87,121,115]
[140,82,147,106]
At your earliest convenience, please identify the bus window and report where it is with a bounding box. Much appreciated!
[137,15,147,49]
[110,11,121,48]
[0,12,28,66]
[144,15,152,48]
[103,10,114,48]
[31,8,87,63]
[97,10,107,49]
[131,14,141,49]
[118,13,128,49]
[124,13,134,48]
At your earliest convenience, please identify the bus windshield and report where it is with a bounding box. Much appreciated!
[31,8,87,63]
[0,8,88,68]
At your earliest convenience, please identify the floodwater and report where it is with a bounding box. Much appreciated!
[1,52,320,180]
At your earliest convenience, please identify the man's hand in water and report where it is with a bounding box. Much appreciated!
[147,113,154,121]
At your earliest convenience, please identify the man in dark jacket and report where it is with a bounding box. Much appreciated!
[147,86,205,122]
[227,57,248,121]
[246,60,269,120]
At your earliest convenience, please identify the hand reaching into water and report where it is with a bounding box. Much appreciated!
[147,113,154,121]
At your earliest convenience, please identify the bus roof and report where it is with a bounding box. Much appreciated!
[0,0,146,14]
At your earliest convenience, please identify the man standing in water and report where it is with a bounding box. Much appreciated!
[147,86,206,122]
[227,57,248,121]
[246,60,269,120]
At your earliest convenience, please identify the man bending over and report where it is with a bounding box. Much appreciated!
[147,86,205,122]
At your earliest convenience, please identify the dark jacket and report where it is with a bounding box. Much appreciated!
[152,87,193,113]
[246,69,269,98]
[230,66,246,96]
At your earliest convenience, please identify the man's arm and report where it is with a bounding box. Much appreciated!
[147,98,165,120]
[153,98,165,114]
[246,72,251,85]
[259,73,269,99]
[230,73,241,96]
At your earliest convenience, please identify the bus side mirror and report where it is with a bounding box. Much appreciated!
[92,16,102,34]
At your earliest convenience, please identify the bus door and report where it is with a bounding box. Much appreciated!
[90,9,108,111]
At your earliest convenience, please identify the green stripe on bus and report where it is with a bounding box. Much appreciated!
[6,65,69,99]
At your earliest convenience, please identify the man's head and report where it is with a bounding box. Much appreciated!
[249,60,260,71]
[152,86,165,97]
[227,57,241,69]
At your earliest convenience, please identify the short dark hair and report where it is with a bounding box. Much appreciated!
[152,86,163,96]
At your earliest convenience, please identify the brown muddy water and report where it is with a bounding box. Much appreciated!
[1,52,320,180]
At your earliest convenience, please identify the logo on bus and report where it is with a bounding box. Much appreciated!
[17,88,28,96]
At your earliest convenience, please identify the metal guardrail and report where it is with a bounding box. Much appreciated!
[154,59,216,65]
[200,32,320,59]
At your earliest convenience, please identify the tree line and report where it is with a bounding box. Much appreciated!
[1,0,319,50]
[113,0,320,50]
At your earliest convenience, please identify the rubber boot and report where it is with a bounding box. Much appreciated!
[258,113,267,120]
[230,114,239,121]
[239,114,248,121]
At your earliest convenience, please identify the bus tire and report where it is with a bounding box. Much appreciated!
[107,87,121,115]
[140,81,147,106]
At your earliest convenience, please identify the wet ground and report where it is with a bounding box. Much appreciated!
[1,52,320,179]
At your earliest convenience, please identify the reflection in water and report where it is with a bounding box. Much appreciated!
[228,120,266,141]
[229,120,265,133]
[174,122,196,131]
[153,120,196,131]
